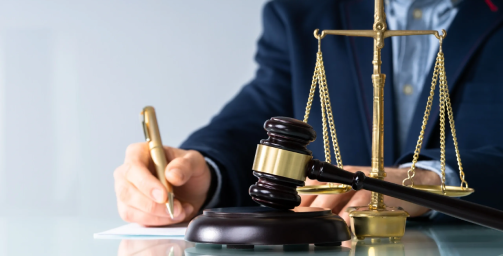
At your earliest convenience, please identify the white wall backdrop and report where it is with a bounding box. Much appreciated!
[0,0,268,218]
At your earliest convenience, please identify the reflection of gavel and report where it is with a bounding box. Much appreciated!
[249,117,503,231]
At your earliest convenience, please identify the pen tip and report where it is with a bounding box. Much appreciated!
[166,193,174,219]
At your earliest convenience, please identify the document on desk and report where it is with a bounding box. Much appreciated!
[94,223,187,239]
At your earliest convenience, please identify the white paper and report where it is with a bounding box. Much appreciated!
[94,223,187,239]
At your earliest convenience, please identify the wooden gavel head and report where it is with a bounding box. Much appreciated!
[249,117,316,209]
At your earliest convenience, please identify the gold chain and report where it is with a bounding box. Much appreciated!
[402,53,441,186]
[318,64,331,163]
[303,61,319,123]
[318,55,344,168]
[303,37,344,168]
[402,37,468,192]
[439,50,447,193]
[303,37,323,123]
[439,51,468,189]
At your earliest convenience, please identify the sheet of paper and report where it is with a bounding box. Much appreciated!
[94,223,187,239]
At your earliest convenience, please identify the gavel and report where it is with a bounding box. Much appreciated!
[249,117,503,231]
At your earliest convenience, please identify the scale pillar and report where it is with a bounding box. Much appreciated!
[370,73,386,210]
[347,0,409,240]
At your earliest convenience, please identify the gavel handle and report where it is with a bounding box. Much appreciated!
[307,159,503,231]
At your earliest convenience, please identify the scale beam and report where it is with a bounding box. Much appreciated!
[316,29,445,40]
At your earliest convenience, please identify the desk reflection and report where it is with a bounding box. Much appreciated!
[346,230,440,256]
[118,239,193,256]
[119,225,503,256]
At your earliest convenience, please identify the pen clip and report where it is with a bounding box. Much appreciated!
[141,111,151,142]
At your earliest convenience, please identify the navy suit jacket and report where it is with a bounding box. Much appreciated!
[181,0,503,219]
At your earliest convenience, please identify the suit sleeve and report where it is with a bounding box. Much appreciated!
[396,146,503,222]
[179,2,293,208]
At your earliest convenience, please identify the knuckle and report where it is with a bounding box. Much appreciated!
[143,200,157,214]
[136,174,149,189]
[178,157,191,168]
[118,185,131,203]
[187,150,203,162]
[123,163,135,180]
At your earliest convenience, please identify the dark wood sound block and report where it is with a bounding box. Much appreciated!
[184,206,351,248]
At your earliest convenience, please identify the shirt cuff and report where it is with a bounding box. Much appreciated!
[399,160,461,219]
[203,157,222,209]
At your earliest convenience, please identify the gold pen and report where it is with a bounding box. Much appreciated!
[141,106,175,219]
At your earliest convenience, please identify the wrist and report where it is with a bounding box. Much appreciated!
[198,158,219,212]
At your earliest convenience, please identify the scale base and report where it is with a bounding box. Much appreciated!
[347,206,409,240]
[185,206,351,247]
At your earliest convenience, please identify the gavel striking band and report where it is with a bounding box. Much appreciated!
[249,117,503,231]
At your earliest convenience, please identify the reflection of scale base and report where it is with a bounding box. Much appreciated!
[350,238,404,256]
[185,207,351,248]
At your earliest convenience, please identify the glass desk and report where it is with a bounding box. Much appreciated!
[1,217,502,255]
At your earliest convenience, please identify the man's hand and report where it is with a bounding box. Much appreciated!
[114,142,210,226]
[300,166,441,224]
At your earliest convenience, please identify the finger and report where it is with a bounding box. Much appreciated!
[115,179,174,218]
[309,191,356,214]
[124,142,151,165]
[118,203,182,226]
[299,195,317,207]
[163,146,188,161]
[124,162,168,204]
[343,166,372,174]
[181,202,195,220]
[338,190,371,225]
[165,150,206,186]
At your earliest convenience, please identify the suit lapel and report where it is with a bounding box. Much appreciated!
[403,0,503,152]
[341,0,398,164]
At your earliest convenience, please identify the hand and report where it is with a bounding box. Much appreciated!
[300,166,441,224]
[114,142,211,226]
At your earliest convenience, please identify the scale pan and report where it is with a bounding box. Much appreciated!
[411,185,474,197]
[297,184,352,195]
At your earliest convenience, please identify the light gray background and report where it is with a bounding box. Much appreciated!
[0,0,268,221]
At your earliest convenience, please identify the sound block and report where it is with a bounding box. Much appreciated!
[185,206,351,247]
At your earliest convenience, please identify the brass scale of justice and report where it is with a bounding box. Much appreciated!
[293,0,474,240]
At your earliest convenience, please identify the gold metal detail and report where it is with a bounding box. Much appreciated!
[141,106,175,218]
[402,32,473,196]
[299,31,349,195]
[348,206,409,240]
[252,144,312,181]
[349,237,405,256]
[410,185,474,197]
[297,183,352,195]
